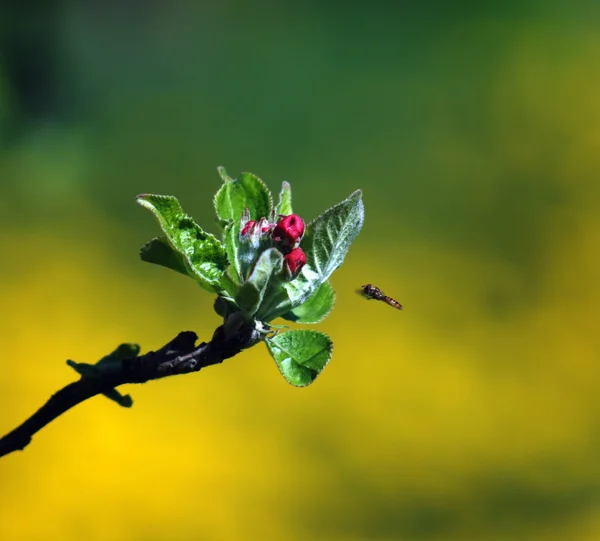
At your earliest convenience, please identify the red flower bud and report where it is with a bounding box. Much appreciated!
[271,214,305,251]
[241,220,256,236]
[283,247,307,277]
[257,217,274,234]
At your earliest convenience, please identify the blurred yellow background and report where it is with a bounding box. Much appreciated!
[1,2,600,540]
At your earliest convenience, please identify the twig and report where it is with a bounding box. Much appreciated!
[0,323,258,459]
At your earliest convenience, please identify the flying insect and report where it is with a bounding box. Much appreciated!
[359,283,403,310]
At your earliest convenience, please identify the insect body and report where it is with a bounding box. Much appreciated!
[361,284,403,310]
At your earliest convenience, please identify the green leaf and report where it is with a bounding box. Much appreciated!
[236,248,283,315]
[137,194,228,293]
[266,330,334,387]
[214,296,237,318]
[224,216,272,283]
[275,181,293,216]
[140,237,190,277]
[223,223,242,283]
[213,169,273,230]
[222,266,241,297]
[278,265,319,316]
[217,165,233,183]
[257,191,364,322]
[283,190,364,310]
[281,280,335,323]
[306,189,364,283]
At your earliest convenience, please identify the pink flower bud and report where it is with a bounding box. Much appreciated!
[241,220,256,236]
[271,214,305,251]
[256,217,272,234]
[283,247,307,277]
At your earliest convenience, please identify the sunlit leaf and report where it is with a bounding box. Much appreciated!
[137,194,227,292]
[282,190,363,309]
[213,169,273,230]
[236,248,283,316]
[275,181,293,216]
[281,280,335,323]
[217,165,233,183]
[266,330,333,387]
[305,189,364,283]
[223,223,242,283]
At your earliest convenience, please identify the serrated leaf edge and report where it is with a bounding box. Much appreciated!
[136,194,226,291]
[266,330,334,387]
[281,281,336,324]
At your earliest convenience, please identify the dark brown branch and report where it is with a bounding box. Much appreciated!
[0,323,259,459]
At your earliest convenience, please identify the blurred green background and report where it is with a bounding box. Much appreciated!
[1,2,600,540]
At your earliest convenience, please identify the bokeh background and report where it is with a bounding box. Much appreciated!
[1,2,600,540]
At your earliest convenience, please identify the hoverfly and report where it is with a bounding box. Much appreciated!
[359,283,403,310]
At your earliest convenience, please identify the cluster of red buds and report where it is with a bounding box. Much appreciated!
[272,214,306,278]
[240,211,307,279]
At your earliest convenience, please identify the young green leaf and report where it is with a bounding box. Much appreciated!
[136,194,228,293]
[214,296,238,318]
[275,181,293,216]
[236,248,283,316]
[257,261,320,321]
[213,169,273,229]
[281,280,335,324]
[275,190,363,312]
[305,189,364,283]
[223,223,242,282]
[254,261,321,322]
[220,267,241,301]
[140,237,190,277]
[266,330,334,387]
[217,166,233,183]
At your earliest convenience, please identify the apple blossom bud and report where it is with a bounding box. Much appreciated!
[241,220,256,236]
[271,214,305,251]
[283,247,307,278]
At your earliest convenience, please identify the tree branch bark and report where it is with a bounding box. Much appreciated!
[0,323,257,459]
